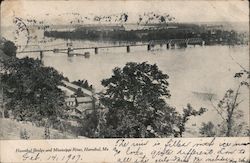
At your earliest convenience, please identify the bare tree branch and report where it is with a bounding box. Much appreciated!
[228,53,248,72]
[209,99,226,121]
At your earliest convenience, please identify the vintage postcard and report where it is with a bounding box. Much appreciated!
[0,0,249,162]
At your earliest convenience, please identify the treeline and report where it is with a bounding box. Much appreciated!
[44,26,247,45]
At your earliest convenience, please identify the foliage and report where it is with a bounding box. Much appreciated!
[208,69,249,137]
[244,129,250,136]
[2,41,17,57]
[199,115,249,137]
[78,94,100,137]
[20,128,30,140]
[234,69,250,88]
[218,89,238,136]
[98,62,204,138]
[44,124,50,139]
[220,69,249,137]
[1,57,66,124]
[177,104,206,137]
[74,88,85,97]
[199,121,216,137]
[78,110,99,138]
[99,62,171,137]
[72,80,93,91]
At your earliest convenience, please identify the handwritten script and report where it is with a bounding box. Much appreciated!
[112,138,249,163]
[1,137,249,163]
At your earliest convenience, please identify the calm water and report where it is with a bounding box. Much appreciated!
[17,39,249,134]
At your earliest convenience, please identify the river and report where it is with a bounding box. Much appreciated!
[14,38,250,136]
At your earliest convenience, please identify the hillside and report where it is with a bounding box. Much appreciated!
[0,118,77,140]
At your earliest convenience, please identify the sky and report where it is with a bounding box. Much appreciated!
[1,0,249,26]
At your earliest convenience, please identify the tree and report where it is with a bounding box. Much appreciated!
[79,109,99,137]
[160,16,166,23]
[74,88,84,97]
[2,41,17,57]
[208,69,249,137]
[72,79,93,91]
[199,121,216,137]
[20,128,30,139]
[98,62,201,138]
[177,104,206,137]
[1,57,66,124]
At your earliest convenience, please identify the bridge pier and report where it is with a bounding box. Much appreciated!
[147,44,151,51]
[166,43,170,49]
[94,48,98,54]
[126,46,130,53]
[39,51,44,64]
[67,48,72,57]
[39,51,43,60]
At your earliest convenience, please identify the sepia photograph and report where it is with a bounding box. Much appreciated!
[0,0,249,140]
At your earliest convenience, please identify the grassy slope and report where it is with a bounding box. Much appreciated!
[0,118,77,140]
[0,118,199,139]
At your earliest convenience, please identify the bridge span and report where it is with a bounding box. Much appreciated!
[17,38,205,60]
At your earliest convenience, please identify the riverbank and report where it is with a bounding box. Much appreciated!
[44,23,248,45]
